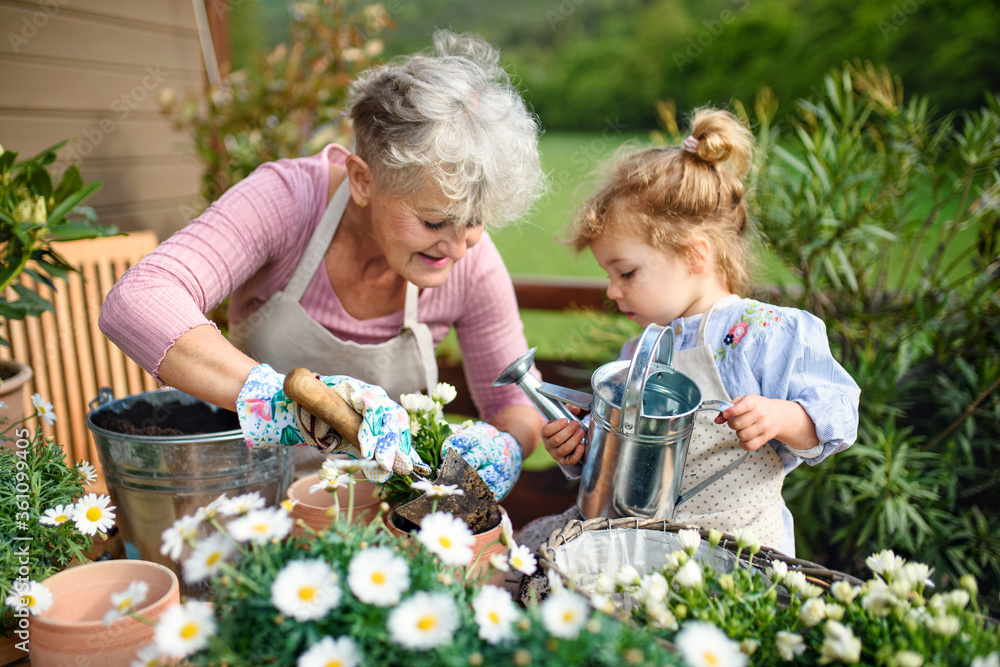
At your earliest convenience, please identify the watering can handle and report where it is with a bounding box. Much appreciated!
[672,399,749,513]
[621,324,675,435]
[283,368,362,449]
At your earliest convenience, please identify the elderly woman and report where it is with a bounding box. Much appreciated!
[99,31,545,500]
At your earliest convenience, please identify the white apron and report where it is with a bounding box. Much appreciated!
[671,295,785,550]
[229,180,439,476]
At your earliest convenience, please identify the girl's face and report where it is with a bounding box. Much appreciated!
[369,190,484,288]
[590,235,703,327]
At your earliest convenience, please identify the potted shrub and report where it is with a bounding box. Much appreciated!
[0,140,119,427]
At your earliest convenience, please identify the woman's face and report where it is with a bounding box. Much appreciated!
[369,189,484,288]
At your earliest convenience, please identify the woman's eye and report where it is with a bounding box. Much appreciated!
[423,220,446,231]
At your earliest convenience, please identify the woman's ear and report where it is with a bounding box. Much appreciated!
[345,154,374,206]
[687,236,711,274]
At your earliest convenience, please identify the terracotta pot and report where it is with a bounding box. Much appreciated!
[287,473,382,535]
[29,559,179,667]
[0,360,32,448]
[385,506,509,585]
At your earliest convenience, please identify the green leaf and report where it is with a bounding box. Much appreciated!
[29,167,53,199]
[43,221,120,242]
[44,181,101,226]
[54,165,84,203]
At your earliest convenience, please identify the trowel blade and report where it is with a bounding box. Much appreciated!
[394,448,502,534]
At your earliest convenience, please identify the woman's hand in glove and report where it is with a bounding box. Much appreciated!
[235,364,428,483]
[442,421,522,501]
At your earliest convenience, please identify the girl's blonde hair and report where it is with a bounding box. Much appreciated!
[569,107,756,294]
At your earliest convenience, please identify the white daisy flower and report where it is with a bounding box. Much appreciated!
[783,570,808,595]
[39,503,74,526]
[971,653,1000,667]
[154,601,216,658]
[218,491,267,517]
[488,553,510,572]
[102,581,149,625]
[416,512,475,567]
[76,460,98,485]
[799,598,827,626]
[732,528,760,554]
[387,591,458,650]
[675,621,747,667]
[775,630,806,661]
[831,580,859,604]
[892,650,924,667]
[507,544,537,576]
[227,507,293,544]
[347,546,410,607]
[271,560,342,622]
[866,549,904,579]
[498,512,515,547]
[637,572,669,604]
[819,620,862,664]
[31,393,57,425]
[398,392,423,414]
[4,580,53,615]
[297,635,362,667]
[160,513,204,561]
[310,473,352,494]
[195,494,230,521]
[768,560,788,583]
[676,528,701,555]
[183,533,236,584]
[71,493,116,535]
[675,559,703,589]
[614,564,641,589]
[539,591,589,639]
[431,383,457,405]
[410,480,464,498]
[130,643,164,667]
[321,457,368,475]
[472,585,519,645]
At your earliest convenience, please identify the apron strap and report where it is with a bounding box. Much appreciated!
[284,180,352,301]
[402,282,439,392]
[695,294,741,347]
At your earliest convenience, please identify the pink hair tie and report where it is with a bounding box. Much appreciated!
[683,135,699,153]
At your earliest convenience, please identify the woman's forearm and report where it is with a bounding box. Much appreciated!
[156,324,259,411]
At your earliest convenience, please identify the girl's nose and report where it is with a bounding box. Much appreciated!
[606,280,621,300]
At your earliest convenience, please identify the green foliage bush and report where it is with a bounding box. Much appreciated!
[654,63,1000,610]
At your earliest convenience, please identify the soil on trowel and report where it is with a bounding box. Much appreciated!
[91,400,239,436]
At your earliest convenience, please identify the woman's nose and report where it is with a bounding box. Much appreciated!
[439,225,482,260]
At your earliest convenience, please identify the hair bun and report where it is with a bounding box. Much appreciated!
[688,108,753,180]
[432,30,504,81]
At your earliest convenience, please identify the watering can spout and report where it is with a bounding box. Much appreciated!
[492,348,583,424]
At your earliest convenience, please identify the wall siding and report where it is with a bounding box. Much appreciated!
[0,0,209,239]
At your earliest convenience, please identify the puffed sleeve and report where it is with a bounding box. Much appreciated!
[720,304,861,470]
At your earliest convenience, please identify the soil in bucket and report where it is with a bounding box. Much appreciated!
[90,399,239,435]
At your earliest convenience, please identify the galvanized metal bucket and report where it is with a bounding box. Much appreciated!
[86,388,291,583]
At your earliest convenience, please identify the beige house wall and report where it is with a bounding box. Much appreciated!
[0,0,211,240]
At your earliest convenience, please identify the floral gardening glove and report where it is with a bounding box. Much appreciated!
[235,364,428,483]
[442,421,522,501]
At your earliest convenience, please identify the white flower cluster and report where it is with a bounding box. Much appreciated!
[399,382,457,434]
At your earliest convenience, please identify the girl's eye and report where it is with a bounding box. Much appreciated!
[423,220,446,231]
[620,270,636,279]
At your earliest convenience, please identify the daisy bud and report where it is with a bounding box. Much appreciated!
[708,529,723,547]
[959,574,978,597]
[614,565,641,590]
[718,574,735,593]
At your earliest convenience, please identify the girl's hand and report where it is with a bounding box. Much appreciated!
[714,395,819,452]
[542,414,586,466]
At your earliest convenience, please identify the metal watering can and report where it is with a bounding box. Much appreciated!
[494,323,749,521]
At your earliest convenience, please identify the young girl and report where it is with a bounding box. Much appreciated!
[540,108,860,556]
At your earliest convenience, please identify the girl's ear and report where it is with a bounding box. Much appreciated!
[687,236,711,274]
[345,154,374,205]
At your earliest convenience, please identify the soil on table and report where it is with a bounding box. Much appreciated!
[91,400,240,436]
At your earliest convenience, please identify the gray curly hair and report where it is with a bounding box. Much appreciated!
[347,30,546,228]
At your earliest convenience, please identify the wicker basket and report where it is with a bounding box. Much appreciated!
[529,516,864,603]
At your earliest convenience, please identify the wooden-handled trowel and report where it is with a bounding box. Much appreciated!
[283,368,502,533]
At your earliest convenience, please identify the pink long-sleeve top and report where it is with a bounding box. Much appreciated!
[99,144,534,420]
